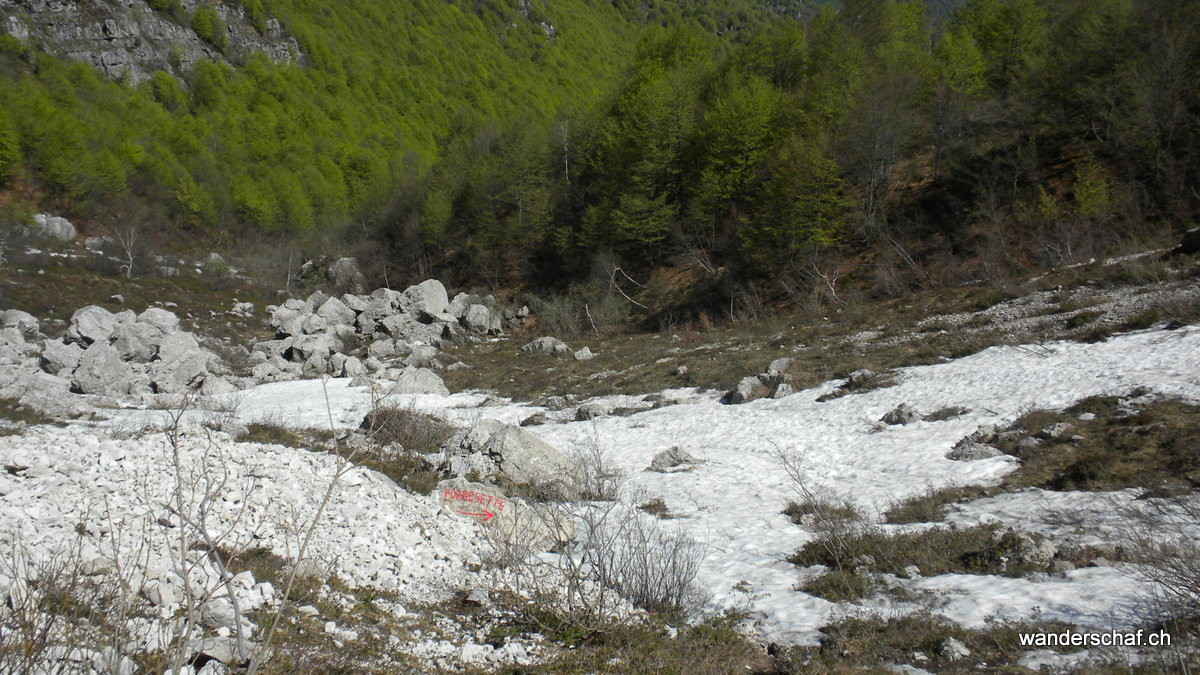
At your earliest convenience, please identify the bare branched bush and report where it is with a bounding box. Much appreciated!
[2,379,368,672]
[524,284,629,340]
[591,512,708,621]
[360,404,455,453]
[770,443,866,567]
[0,539,141,674]
[1116,493,1200,624]
[487,440,708,634]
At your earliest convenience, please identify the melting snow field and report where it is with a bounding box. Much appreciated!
[4,325,1200,652]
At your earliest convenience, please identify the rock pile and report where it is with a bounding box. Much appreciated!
[36,305,234,398]
[725,357,796,404]
[945,424,1017,461]
[249,279,511,385]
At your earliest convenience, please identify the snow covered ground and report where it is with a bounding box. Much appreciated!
[3,325,1199,657]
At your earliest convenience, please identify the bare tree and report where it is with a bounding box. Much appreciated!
[112,225,139,279]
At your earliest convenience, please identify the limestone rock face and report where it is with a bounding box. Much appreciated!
[435,477,575,552]
[156,331,200,364]
[316,297,356,327]
[463,304,491,333]
[726,376,763,404]
[0,0,302,84]
[149,352,209,394]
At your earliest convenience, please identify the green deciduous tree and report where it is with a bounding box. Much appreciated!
[0,109,19,185]
[956,0,1048,94]
[191,7,227,50]
[741,136,846,273]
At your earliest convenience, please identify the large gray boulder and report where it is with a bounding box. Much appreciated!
[370,287,403,307]
[444,419,577,486]
[327,257,363,290]
[137,307,180,334]
[881,403,920,425]
[111,322,164,362]
[946,440,1003,461]
[449,292,473,319]
[0,328,32,363]
[367,338,395,359]
[398,279,450,320]
[435,477,575,552]
[342,294,370,313]
[297,314,329,335]
[379,314,442,344]
[66,306,120,345]
[463,304,491,333]
[149,352,209,394]
[289,333,342,361]
[726,376,764,404]
[41,339,84,376]
[306,290,330,309]
[252,338,293,360]
[156,332,200,364]
[647,446,704,473]
[391,367,449,395]
[520,336,570,357]
[269,304,307,337]
[341,355,368,378]
[72,343,132,396]
[0,310,39,336]
[404,345,440,370]
[32,213,76,241]
[316,297,356,327]
[766,357,792,376]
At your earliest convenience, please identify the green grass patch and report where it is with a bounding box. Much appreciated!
[798,568,880,603]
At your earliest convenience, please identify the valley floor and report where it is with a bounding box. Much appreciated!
[2,249,1199,672]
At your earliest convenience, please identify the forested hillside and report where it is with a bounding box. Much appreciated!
[1,0,1198,311]
[403,0,1200,302]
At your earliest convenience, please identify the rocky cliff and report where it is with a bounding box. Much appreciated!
[0,0,300,82]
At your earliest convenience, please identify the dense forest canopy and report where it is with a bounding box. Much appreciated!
[1,0,1197,307]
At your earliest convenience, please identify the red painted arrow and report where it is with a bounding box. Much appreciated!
[455,509,496,523]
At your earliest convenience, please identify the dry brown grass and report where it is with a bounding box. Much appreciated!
[774,613,1079,673]
[996,395,1200,496]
